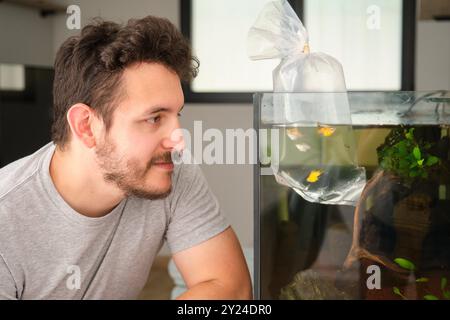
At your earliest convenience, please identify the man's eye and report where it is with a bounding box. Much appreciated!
[147,115,161,124]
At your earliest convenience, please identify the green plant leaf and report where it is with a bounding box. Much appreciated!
[417,159,424,166]
[416,277,429,283]
[426,156,439,167]
[394,258,416,271]
[405,128,414,140]
[424,295,439,300]
[393,287,403,298]
[398,142,407,156]
[441,277,448,290]
[400,159,409,169]
[413,146,422,160]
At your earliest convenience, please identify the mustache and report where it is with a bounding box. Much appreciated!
[150,151,180,165]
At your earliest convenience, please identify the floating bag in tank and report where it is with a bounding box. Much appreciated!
[248,0,366,206]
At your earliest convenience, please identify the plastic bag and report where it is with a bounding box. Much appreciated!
[248,0,366,206]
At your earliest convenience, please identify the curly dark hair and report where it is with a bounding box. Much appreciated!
[52,16,199,149]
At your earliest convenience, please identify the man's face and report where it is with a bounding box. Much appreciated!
[95,62,184,200]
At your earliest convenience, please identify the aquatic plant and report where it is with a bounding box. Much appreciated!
[377,128,440,184]
[393,257,450,300]
[394,258,416,272]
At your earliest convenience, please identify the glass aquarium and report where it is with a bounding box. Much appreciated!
[254,91,450,300]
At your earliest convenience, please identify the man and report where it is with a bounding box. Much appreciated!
[0,16,252,299]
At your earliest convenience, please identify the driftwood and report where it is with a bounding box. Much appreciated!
[342,169,411,274]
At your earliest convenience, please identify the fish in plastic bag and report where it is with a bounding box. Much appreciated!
[248,0,366,206]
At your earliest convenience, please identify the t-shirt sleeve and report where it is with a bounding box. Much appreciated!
[0,254,18,300]
[165,163,230,254]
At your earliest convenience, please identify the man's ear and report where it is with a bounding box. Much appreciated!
[66,103,101,148]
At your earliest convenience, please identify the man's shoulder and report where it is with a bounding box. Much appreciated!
[172,162,202,186]
[169,162,208,200]
[0,143,53,204]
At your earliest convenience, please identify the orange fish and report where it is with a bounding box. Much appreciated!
[286,127,303,140]
[317,126,336,137]
[306,170,322,183]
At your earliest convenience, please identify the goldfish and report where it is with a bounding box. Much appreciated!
[317,126,336,137]
[306,170,323,183]
[286,127,303,140]
[295,143,311,152]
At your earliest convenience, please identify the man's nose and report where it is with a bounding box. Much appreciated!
[162,124,185,152]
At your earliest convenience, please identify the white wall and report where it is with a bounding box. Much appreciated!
[179,105,254,249]
[0,2,54,67]
[51,0,179,58]
[415,21,450,90]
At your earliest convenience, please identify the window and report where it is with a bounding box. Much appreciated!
[304,0,405,90]
[181,0,415,102]
[182,0,278,102]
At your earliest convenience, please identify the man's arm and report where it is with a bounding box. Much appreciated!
[172,227,252,300]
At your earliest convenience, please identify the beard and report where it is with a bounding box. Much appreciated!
[95,137,173,200]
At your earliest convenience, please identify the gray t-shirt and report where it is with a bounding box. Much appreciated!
[0,142,229,299]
